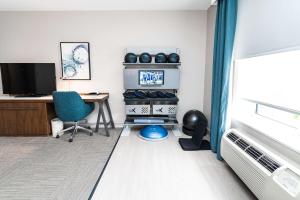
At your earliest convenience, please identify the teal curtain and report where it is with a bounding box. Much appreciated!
[210,0,238,160]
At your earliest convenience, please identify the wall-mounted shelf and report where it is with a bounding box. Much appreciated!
[125,117,178,126]
[123,62,181,67]
[124,122,178,126]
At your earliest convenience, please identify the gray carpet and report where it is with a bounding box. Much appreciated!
[0,129,121,200]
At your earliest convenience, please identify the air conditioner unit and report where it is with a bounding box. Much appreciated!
[221,129,300,200]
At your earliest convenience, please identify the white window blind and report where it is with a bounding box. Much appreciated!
[234,49,300,112]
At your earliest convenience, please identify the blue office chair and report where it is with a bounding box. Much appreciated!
[53,91,95,142]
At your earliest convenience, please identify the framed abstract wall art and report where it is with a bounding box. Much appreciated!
[60,42,91,80]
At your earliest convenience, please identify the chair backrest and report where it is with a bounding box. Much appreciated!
[52,91,89,122]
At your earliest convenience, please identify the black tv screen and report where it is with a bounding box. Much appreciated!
[0,63,56,95]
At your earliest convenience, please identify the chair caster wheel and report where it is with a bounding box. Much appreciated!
[69,138,73,142]
[90,132,93,136]
[56,135,60,138]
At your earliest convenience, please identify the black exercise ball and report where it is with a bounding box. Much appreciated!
[124,53,137,63]
[182,110,207,136]
[139,52,152,63]
[155,53,168,63]
[168,53,180,63]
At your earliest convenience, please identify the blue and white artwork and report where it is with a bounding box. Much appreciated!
[60,42,91,80]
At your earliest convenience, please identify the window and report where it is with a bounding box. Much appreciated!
[256,104,300,130]
[232,49,300,135]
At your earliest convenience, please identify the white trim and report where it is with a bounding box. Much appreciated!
[87,122,124,129]
[236,45,300,60]
[171,126,182,137]
[231,114,300,155]
[121,125,131,136]
[244,98,300,115]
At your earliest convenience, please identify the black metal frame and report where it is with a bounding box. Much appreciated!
[60,42,91,80]
[95,99,115,136]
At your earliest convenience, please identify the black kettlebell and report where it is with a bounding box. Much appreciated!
[155,53,168,63]
[139,52,152,63]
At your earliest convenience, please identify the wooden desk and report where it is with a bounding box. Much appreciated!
[0,94,115,136]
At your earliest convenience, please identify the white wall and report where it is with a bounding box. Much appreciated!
[203,5,216,127]
[235,0,300,59]
[0,11,207,124]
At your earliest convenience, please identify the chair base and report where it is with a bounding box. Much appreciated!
[56,122,93,142]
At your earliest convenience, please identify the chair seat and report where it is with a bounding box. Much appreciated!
[53,91,95,122]
[52,91,95,142]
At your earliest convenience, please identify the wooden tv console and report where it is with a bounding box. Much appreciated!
[0,100,55,136]
[0,94,114,136]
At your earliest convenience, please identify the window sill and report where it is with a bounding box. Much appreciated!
[231,113,300,154]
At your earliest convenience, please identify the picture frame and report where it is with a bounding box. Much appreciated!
[60,42,91,80]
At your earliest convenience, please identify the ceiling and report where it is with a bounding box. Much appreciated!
[0,0,212,11]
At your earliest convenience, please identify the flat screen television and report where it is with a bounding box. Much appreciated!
[0,63,57,96]
[139,70,164,86]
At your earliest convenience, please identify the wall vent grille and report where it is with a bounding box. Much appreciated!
[226,132,281,173]
[236,139,250,150]
[246,146,263,160]
[258,156,281,173]
[227,132,239,142]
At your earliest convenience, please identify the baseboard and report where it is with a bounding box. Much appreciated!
[87,123,124,129]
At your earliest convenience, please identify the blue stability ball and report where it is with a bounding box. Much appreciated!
[139,125,168,141]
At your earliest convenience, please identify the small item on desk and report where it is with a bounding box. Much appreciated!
[87,92,101,95]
